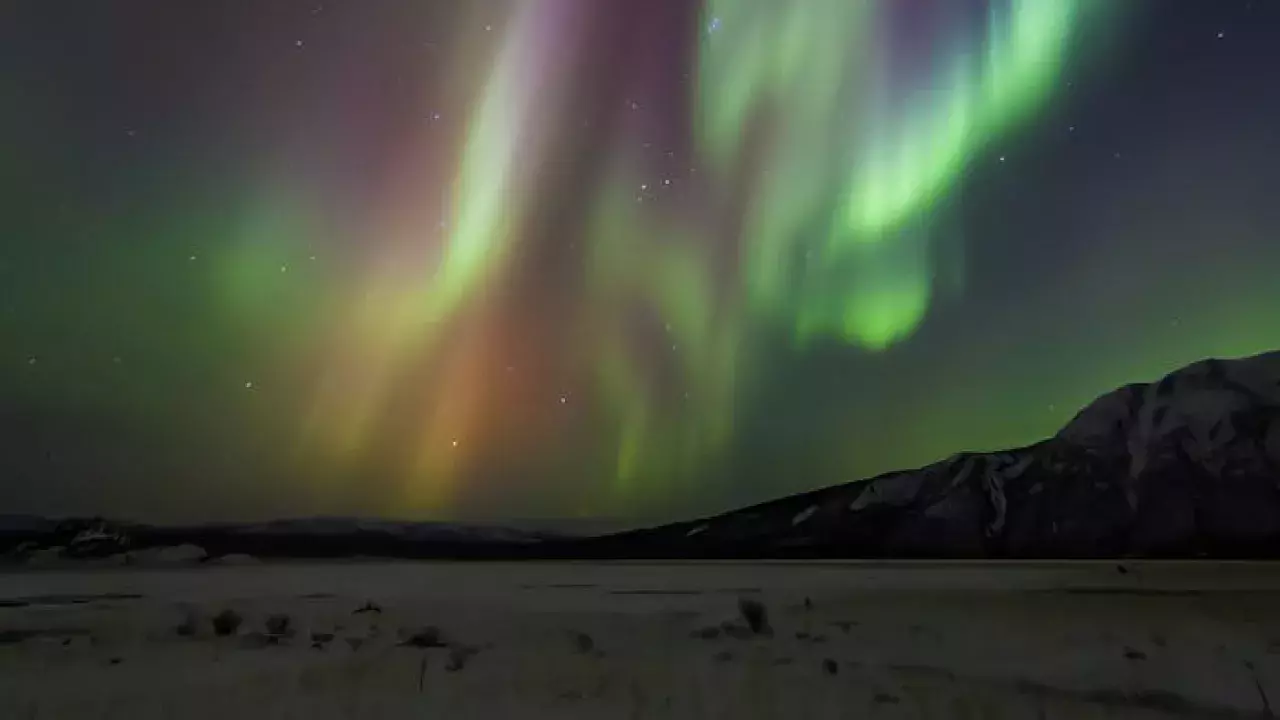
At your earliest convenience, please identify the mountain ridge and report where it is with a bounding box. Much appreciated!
[4,351,1279,561]
[586,350,1280,558]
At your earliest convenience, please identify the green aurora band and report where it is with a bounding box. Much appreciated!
[697,0,1095,349]
[583,0,1107,492]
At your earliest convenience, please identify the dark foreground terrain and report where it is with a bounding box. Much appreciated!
[2,560,1279,718]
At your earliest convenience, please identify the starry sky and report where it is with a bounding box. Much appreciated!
[3,0,1280,528]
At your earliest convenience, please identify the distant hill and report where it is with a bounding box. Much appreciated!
[0,516,556,562]
[4,351,1278,562]
[0,515,56,536]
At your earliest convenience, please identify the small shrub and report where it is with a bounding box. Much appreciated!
[211,609,242,637]
[264,613,291,638]
[571,631,594,654]
[737,597,770,635]
[400,626,446,648]
[446,644,479,672]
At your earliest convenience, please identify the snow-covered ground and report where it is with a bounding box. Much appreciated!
[2,560,1279,718]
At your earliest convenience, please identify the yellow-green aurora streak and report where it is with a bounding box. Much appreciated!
[575,0,1101,490]
[698,0,1096,349]
[244,0,1109,512]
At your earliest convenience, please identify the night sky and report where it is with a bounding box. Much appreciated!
[3,1,1279,527]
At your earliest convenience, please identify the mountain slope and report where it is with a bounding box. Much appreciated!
[584,351,1280,558]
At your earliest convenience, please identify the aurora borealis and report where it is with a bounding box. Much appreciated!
[4,0,1280,526]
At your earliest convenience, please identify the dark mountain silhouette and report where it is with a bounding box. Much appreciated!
[4,351,1279,561]
[584,350,1280,559]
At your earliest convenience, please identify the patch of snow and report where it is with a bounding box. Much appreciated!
[209,554,259,566]
[849,473,925,512]
[949,457,977,489]
[791,506,817,527]
[1001,454,1034,480]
